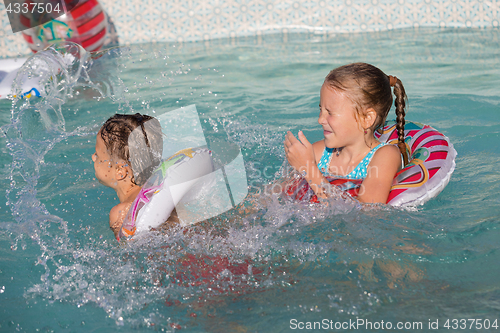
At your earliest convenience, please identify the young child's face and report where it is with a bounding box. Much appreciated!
[92,131,117,188]
[318,83,363,148]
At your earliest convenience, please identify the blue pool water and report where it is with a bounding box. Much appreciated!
[1,28,500,332]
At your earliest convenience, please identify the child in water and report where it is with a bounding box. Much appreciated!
[92,113,178,237]
[284,63,407,204]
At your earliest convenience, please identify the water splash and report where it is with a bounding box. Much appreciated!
[1,42,130,318]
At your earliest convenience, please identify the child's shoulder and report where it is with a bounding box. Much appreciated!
[370,143,401,170]
[312,140,326,161]
[109,202,133,235]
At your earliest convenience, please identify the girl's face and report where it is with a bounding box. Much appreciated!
[92,132,117,188]
[318,83,363,148]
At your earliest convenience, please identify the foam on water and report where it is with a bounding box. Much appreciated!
[1,29,499,331]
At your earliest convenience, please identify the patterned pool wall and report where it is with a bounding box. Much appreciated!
[1,0,499,58]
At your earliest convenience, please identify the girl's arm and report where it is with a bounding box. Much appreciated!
[356,144,401,204]
[109,202,131,237]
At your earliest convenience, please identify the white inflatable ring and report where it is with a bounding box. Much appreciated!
[117,147,214,240]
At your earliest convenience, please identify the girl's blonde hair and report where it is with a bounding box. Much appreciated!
[325,62,408,164]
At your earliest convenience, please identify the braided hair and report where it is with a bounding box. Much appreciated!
[390,75,409,165]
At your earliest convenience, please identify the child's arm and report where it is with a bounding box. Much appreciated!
[356,145,401,204]
[109,202,132,238]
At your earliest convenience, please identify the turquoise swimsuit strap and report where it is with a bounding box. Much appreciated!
[317,147,334,174]
[317,142,388,180]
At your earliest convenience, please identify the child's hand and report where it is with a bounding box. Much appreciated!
[284,130,316,172]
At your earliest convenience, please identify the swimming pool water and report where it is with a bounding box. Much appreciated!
[1,28,499,332]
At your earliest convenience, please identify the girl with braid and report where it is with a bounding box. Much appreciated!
[284,63,407,204]
[92,114,178,237]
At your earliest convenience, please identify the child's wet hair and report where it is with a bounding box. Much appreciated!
[100,113,162,185]
[325,63,408,164]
